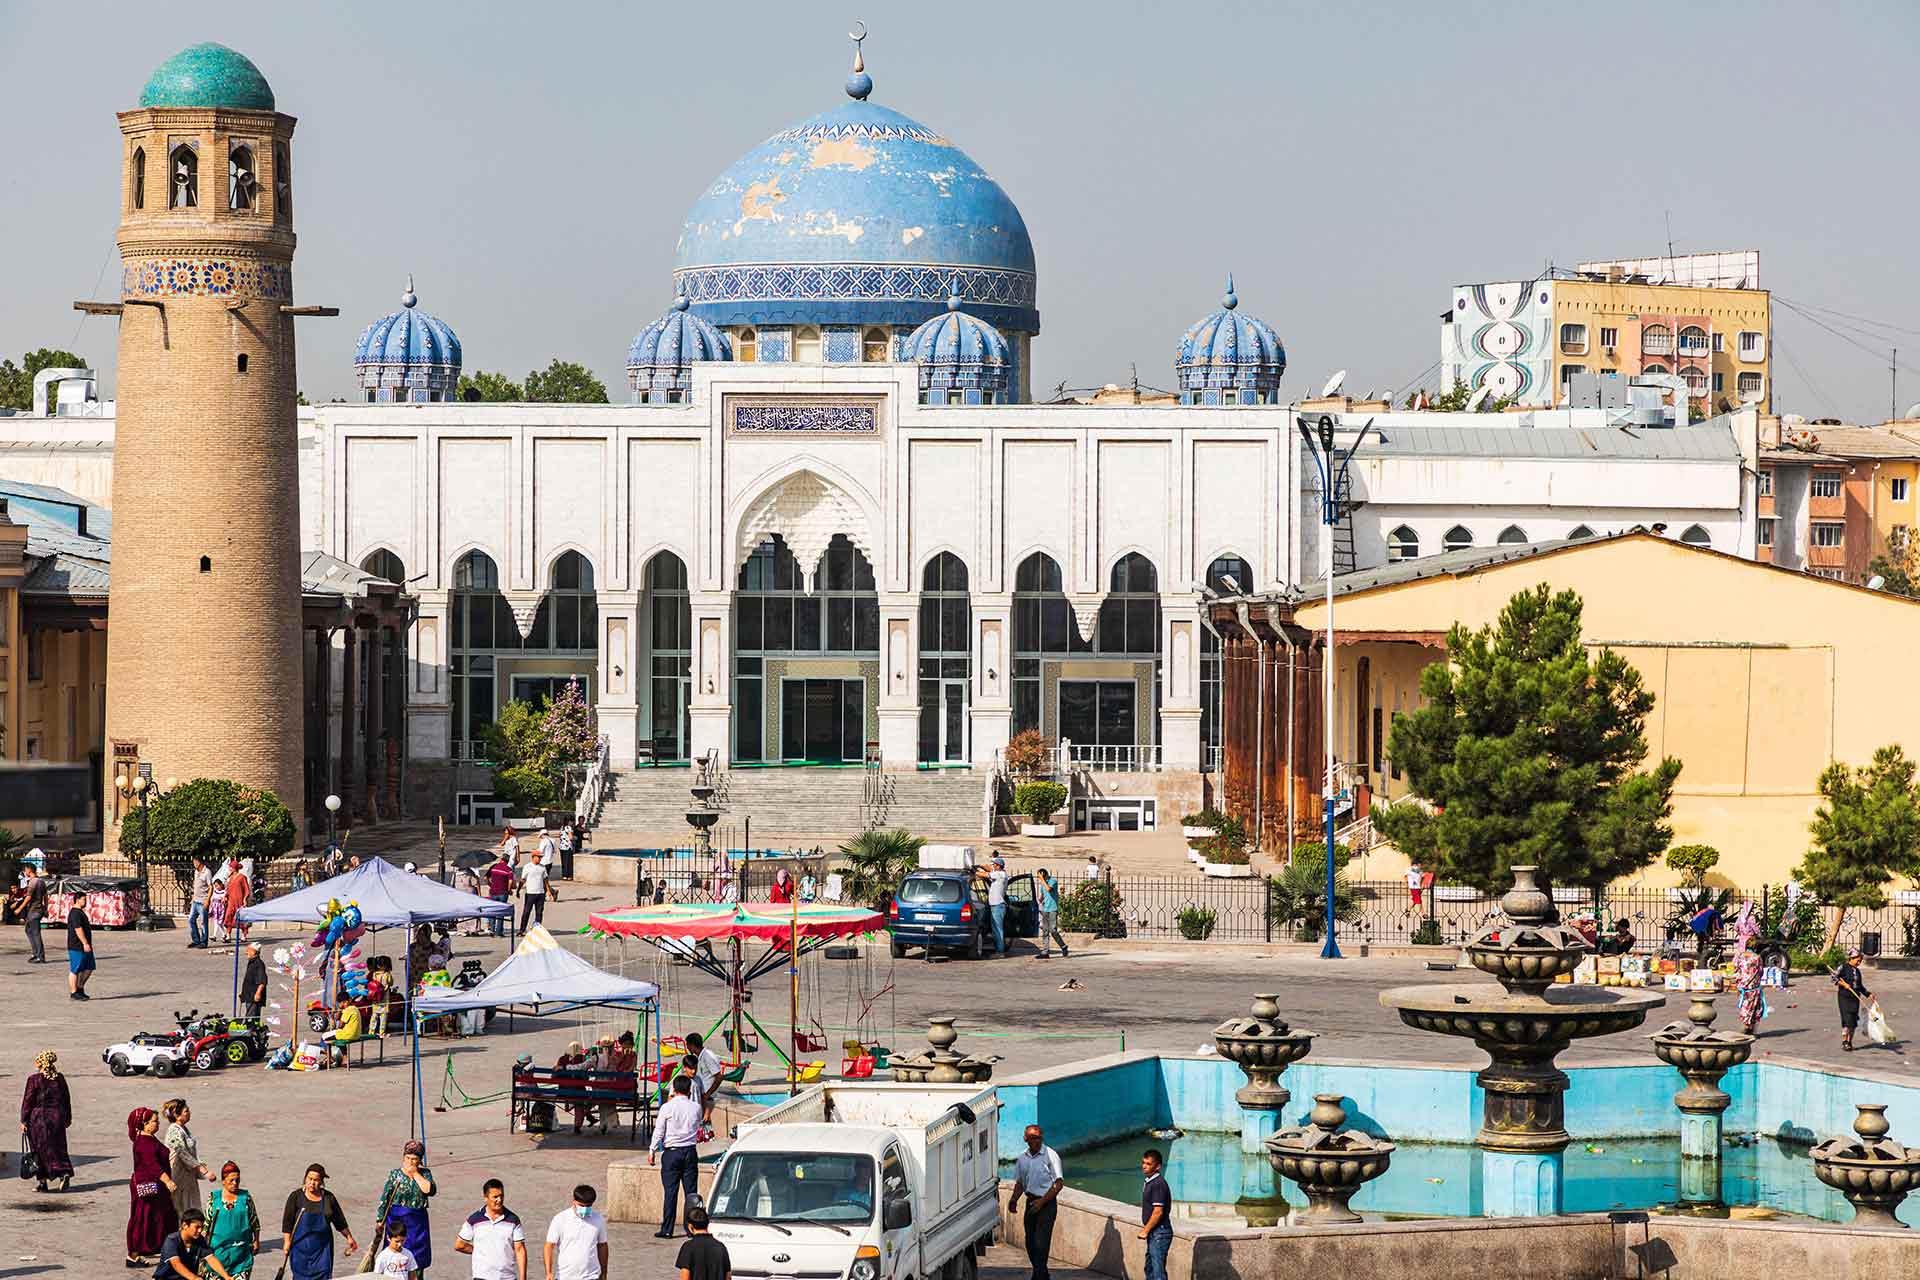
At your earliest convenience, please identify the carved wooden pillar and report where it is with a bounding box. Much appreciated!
[337,625,357,817]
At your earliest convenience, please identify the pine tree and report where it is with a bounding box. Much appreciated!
[1795,745,1920,946]
[1374,584,1682,894]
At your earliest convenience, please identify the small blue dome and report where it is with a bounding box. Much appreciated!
[353,279,461,402]
[627,296,732,403]
[1175,276,1286,405]
[904,287,1010,403]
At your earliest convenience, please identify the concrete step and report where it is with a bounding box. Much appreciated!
[594,767,986,839]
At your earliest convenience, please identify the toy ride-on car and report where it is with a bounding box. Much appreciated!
[104,1025,192,1078]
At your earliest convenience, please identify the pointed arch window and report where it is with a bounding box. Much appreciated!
[450,550,510,758]
[862,327,890,362]
[1386,526,1419,563]
[645,551,691,760]
[736,328,757,363]
[530,551,597,651]
[1567,524,1595,540]
[1442,525,1473,552]
[1497,525,1528,545]
[273,142,291,222]
[131,146,145,210]
[1201,555,1252,758]
[360,549,404,584]
[229,144,256,210]
[1679,524,1712,547]
[1098,554,1160,655]
[918,553,971,764]
[795,326,822,363]
[169,144,197,209]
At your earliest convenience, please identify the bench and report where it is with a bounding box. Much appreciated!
[510,1067,647,1142]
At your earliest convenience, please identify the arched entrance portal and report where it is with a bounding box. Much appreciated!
[733,534,878,762]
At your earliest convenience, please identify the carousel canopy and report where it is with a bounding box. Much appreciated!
[587,901,885,942]
[413,926,656,1013]
[236,857,510,927]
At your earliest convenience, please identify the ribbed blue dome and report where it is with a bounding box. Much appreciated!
[1175,277,1286,405]
[673,56,1038,338]
[904,289,1010,404]
[627,297,732,403]
[353,279,461,402]
[140,43,275,111]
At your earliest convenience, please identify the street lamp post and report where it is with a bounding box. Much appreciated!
[114,766,170,931]
[1296,413,1376,960]
[323,794,341,863]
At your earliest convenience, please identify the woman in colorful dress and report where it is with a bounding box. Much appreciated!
[20,1049,73,1192]
[224,860,251,941]
[1735,936,1765,1032]
[205,1161,259,1280]
[373,1139,436,1275]
[162,1098,213,1218]
[127,1106,178,1267]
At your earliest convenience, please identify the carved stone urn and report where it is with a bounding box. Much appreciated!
[1264,1094,1395,1225]
[1212,994,1314,1111]
[1811,1104,1920,1229]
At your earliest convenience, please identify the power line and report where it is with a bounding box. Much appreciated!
[1772,335,1837,420]
[68,241,117,350]
[1774,294,1920,340]
[1775,298,1892,362]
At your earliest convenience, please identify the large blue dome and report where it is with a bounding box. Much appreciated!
[354,279,462,403]
[1175,278,1286,405]
[673,72,1038,336]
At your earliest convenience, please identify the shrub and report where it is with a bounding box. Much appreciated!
[493,765,559,817]
[1059,878,1123,936]
[1665,844,1721,886]
[1177,904,1217,941]
[837,828,925,910]
[1411,918,1446,946]
[1180,807,1229,829]
[1004,729,1051,779]
[1013,781,1068,824]
[117,779,296,868]
[1789,944,1848,974]
[1760,885,1823,952]
[1270,843,1359,936]
[1202,839,1251,866]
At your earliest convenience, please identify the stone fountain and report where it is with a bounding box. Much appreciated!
[1213,994,1315,1153]
[1379,866,1666,1215]
[890,1016,999,1084]
[1265,1094,1395,1224]
[1811,1104,1920,1229]
[1649,994,1754,1157]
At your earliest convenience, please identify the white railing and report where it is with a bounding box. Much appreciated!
[574,734,611,826]
[1054,741,1164,773]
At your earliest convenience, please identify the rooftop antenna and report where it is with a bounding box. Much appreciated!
[1130,362,1139,393]
[1320,370,1347,398]
[1466,385,1492,412]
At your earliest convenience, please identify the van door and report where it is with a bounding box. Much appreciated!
[1004,874,1039,938]
[879,1144,915,1278]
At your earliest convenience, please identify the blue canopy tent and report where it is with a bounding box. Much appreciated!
[235,857,513,1136]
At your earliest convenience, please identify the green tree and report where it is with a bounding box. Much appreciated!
[836,828,925,909]
[1423,383,1516,413]
[1868,533,1919,600]
[118,779,296,868]
[1794,745,1920,947]
[0,348,90,412]
[457,370,524,402]
[1268,842,1358,940]
[1665,843,1721,888]
[1374,585,1682,894]
[523,359,608,404]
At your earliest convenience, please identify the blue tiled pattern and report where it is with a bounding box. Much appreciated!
[140,43,275,111]
[123,256,291,301]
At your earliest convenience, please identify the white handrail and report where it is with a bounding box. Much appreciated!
[575,734,611,826]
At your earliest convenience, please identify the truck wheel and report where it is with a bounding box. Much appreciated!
[108,1054,130,1077]
[890,936,907,959]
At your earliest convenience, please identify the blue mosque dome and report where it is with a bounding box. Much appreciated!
[140,43,275,111]
[353,278,462,403]
[628,296,733,403]
[1175,277,1286,405]
[903,286,1010,404]
[673,35,1038,342]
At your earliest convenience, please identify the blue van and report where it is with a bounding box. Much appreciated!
[886,868,1037,959]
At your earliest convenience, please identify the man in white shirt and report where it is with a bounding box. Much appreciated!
[685,1032,723,1122]
[543,1184,608,1280]
[455,1178,527,1280]
[978,858,1010,956]
[650,1075,704,1238]
[519,849,552,931]
[1007,1124,1063,1280]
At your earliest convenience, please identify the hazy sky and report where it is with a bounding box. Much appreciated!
[5,1,1918,421]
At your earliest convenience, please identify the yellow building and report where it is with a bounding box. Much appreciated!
[1551,271,1772,415]
[1216,531,1920,888]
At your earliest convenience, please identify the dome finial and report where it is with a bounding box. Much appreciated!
[845,20,873,99]
[947,277,962,312]
[672,294,690,312]
[402,274,418,309]
[1223,274,1237,311]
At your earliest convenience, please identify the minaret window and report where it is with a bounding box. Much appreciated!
[131,147,145,210]
[273,142,291,223]
[169,144,197,209]
[737,328,757,363]
[862,328,889,362]
[795,326,822,363]
[229,144,257,211]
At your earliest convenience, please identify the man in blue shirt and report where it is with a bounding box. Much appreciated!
[1034,869,1070,960]
[1138,1149,1172,1280]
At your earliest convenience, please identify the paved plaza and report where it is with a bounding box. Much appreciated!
[2,871,1911,1276]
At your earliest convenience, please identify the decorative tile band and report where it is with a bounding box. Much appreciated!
[675,262,1035,309]
[727,396,882,437]
[122,255,293,301]
[764,120,950,145]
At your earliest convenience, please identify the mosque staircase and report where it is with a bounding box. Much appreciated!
[594,767,987,842]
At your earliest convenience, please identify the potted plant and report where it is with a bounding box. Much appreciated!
[1202,839,1254,879]
[1177,904,1218,941]
[1180,807,1228,841]
[1013,781,1069,838]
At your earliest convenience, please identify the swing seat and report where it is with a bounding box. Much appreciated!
[840,1054,875,1079]
[787,1060,826,1084]
[721,1059,750,1084]
[657,1036,686,1057]
[641,1061,676,1084]
[793,1030,829,1054]
[724,1028,759,1055]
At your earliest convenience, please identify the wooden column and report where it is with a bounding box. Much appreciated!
[337,626,357,817]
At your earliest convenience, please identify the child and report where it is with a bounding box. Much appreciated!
[372,1221,419,1278]
[366,967,390,1036]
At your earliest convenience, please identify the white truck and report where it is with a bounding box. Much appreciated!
[706,1083,1001,1280]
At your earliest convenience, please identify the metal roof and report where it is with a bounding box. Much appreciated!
[1320,534,1628,598]
[1760,425,1920,463]
[1354,422,1742,462]
[22,552,110,598]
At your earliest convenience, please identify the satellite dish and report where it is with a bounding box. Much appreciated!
[1466,385,1492,412]
[1321,370,1347,398]
[1362,388,1378,402]
[1906,402,1920,420]
[1868,575,1887,591]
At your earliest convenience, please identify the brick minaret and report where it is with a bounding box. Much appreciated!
[103,45,306,838]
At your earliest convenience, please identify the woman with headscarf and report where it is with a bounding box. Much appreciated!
[205,1160,259,1280]
[1836,948,1873,1051]
[1732,902,1765,1033]
[769,868,794,904]
[372,1139,436,1275]
[161,1098,214,1217]
[19,1049,72,1192]
[127,1106,178,1267]
[282,1163,358,1280]
[224,860,251,941]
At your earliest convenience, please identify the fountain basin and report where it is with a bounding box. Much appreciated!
[1382,983,1667,1048]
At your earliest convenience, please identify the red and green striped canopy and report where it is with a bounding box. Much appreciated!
[587,901,884,942]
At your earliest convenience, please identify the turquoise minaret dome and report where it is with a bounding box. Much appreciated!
[140,43,276,110]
